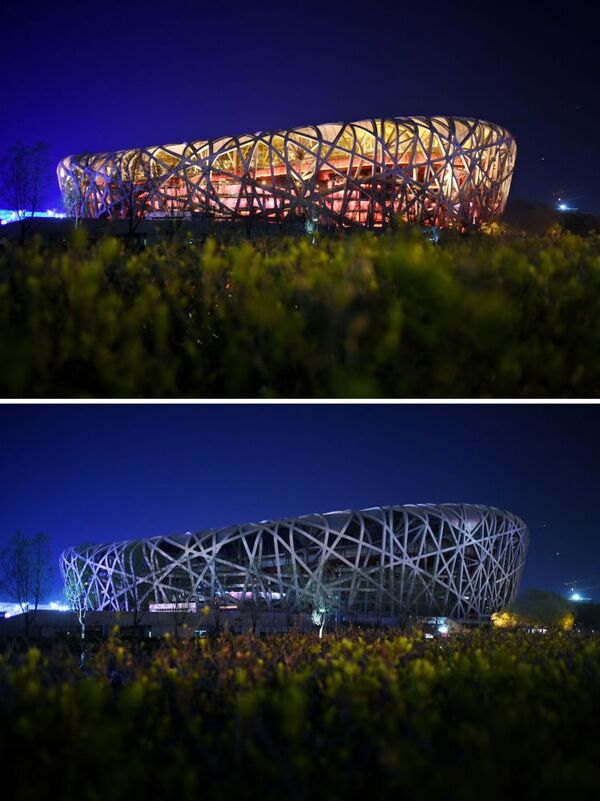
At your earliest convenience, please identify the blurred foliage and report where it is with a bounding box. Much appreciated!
[492,607,576,631]
[559,612,576,631]
[1,228,600,397]
[572,601,600,631]
[509,589,575,628]
[504,198,600,238]
[491,610,521,628]
[0,629,599,800]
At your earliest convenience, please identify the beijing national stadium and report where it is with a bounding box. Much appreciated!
[57,116,516,230]
[60,503,528,623]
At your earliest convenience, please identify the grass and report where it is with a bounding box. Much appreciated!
[1,228,600,397]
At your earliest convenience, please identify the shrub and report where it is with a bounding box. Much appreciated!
[0,630,598,800]
[1,230,599,397]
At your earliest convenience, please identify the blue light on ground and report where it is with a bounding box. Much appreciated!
[0,209,66,225]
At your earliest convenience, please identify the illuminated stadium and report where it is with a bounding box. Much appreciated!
[57,117,516,230]
[60,503,528,622]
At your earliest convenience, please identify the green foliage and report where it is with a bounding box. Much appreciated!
[573,601,600,631]
[1,230,600,397]
[509,589,574,627]
[0,630,598,800]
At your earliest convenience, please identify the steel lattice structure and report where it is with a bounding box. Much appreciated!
[57,117,516,230]
[60,503,528,621]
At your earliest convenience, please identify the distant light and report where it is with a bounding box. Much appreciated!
[437,623,449,635]
[2,603,22,618]
[558,203,568,211]
[150,602,197,613]
[570,592,583,601]
[421,225,440,243]
[0,209,66,225]
[49,600,70,611]
[1,600,69,616]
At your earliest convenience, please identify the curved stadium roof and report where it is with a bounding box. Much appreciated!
[57,116,516,230]
[61,503,528,622]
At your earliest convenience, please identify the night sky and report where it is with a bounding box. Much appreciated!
[1,0,598,213]
[1,403,599,601]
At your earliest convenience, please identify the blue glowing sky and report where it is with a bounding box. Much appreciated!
[1,0,598,213]
[1,403,599,601]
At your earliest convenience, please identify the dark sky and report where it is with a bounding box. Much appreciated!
[1,0,599,213]
[1,403,599,601]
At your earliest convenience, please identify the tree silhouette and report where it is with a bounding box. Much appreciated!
[303,570,334,638]
[0,141,50,242]
[0,531,51,637]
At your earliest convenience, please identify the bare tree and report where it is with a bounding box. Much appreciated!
[238,576,262,635]
[247,589,260,636]
[64,568,98,667]
[116,148,154,239]
[64,568,97,640]
[0,141,51,242]
[304,199,320,245]
[166,581,198,639]
[0,531,52,637]
[62,177,84,228]
[303,572,334,638]
[210,591,230,637]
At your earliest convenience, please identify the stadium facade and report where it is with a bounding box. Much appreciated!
[60,503,528,622]
[57,117,516,231]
